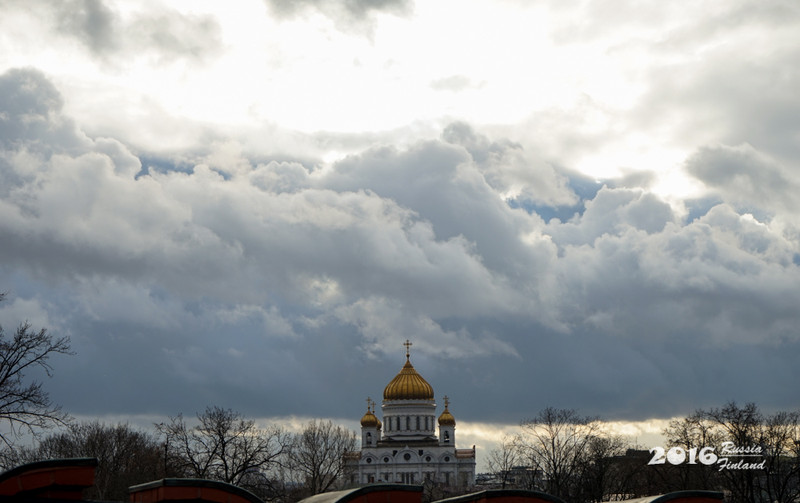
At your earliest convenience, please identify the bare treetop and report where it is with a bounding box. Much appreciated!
[0,293,73,447]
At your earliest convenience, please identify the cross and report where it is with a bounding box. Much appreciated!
[444,395,450,409]
[366,397,372,411]
[403,339,412,358]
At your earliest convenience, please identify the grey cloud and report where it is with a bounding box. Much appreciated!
[0,296,53,334]
[627,6,800,166]
[518,0,800,193]
[1,0,222,63]
[0,68,62,121]
[548,202,800,346]
[249,161,314,193]
[129,9,223,63]
[686,143,800,214]
[442,122,578,207]
[56,0,118,55]
[263,0,412,36]
[2,68,800,422]
[639,46,800,164]
[0,74,519,322]
[0,68,89,153]
[546,186,675,247]
[333,297,519,360]
[316,140,558,304]
[265,0,411,19]
[513,97,623,175]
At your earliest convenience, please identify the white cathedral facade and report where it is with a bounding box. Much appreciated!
[344,342,476,488]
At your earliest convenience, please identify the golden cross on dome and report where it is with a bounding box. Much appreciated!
[403,339,412,359]
[444,395,450,409]
[369,398,376,412]
[366,397,372,411]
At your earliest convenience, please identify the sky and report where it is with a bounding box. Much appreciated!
[1,0,799,462]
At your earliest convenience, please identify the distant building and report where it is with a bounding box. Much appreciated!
[344,341,476,488]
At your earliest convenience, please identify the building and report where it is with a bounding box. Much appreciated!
[345,341,476,488]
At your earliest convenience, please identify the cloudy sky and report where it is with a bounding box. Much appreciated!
[1,0,799,455]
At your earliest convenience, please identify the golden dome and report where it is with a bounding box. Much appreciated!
[383,357,434,401]
[438,396,456,426]
[360,409,379,427]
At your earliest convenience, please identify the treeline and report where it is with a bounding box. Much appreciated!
[486,404,800,503]
[2,407,357,503]
[0,296,358,503]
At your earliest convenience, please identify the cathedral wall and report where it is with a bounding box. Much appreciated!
[381,400,437,440]
[354,444,475,487]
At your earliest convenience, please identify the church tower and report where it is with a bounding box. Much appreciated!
[438,396,456,446]
[381,340,437,443]
[360,399,380,448]
[346,340,476,488]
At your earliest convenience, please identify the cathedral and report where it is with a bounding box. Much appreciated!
[344,341,476,488]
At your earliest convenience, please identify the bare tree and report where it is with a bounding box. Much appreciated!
[157,406,287,488]
[287,419,357,497]
[760,410,800,503]
[662,402,800,503]
[700,402,763,503]
[665,414,723,451]
[517,407,600,502]
[486,434,521,489]
[17,421,164,501]
[0,293,73,447]
[662,412,725,492]
[695,402,800,503]
[575,434,629,502]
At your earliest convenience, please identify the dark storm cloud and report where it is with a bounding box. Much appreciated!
[2,68,800,422]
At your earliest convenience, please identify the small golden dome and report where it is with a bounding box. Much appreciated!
[360,409,379,427]
[383,358,434,401]
[438,396,456,426]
